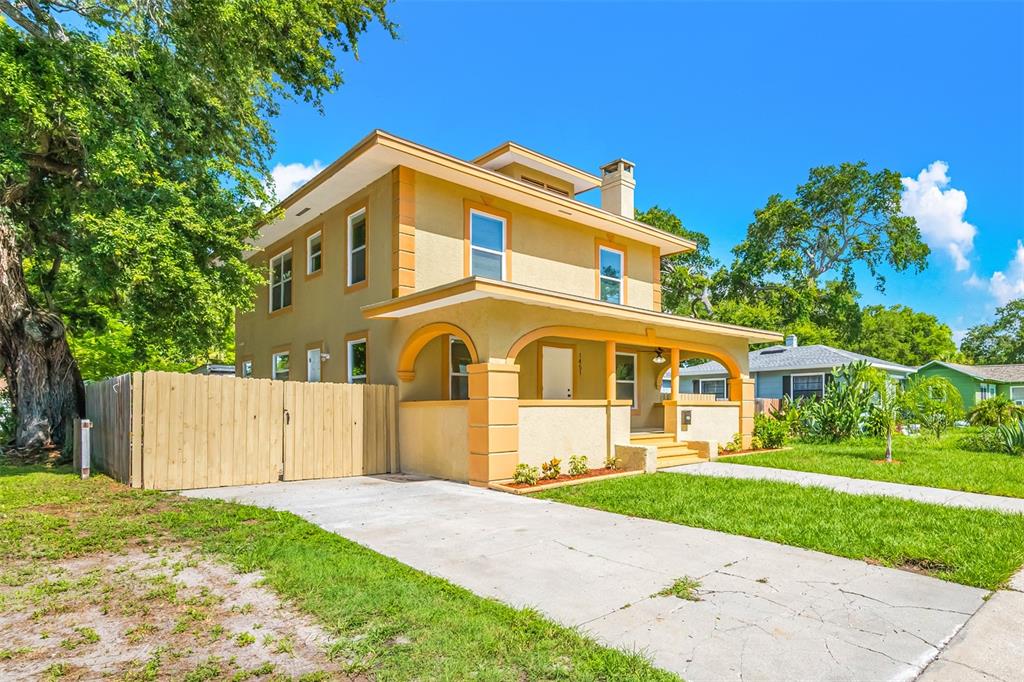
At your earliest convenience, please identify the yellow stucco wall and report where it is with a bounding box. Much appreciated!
[518,404,630,469]
[398,401,469,481]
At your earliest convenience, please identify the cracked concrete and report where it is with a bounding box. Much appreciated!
[670,462,1024,514]
[186,475,988,682]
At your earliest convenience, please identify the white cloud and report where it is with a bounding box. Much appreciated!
[989,240,1024,305]
[964,273,984,289]
[901,161,977,272]
[268,160,324,202]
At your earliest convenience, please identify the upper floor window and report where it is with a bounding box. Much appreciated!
[269,249,293,312]
[272,351,289,381]
[347,337,367,384]
[347,208,367,288]
[599,245,624,304]
[449,336,471,400]
[469,209,506,280]
[306,231,322,275]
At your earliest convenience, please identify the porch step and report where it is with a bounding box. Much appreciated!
[631,431,704,468]
[656,453,705,468]
[630,431,677,446]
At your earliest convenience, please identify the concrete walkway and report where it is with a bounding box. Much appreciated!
[186,476,988,682]
[668,462,1024,514]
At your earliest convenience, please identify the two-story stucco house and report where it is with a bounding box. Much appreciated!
[235,131,780,487]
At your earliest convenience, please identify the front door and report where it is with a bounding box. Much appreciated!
[542,345,574,399]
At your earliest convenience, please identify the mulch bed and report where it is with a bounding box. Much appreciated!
[505,467,621,489]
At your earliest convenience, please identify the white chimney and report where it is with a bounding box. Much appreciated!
[785,334,798,348]
[600,159,635,218]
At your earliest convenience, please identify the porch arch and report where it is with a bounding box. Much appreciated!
[397,322,479,382]
[505,325,743,379]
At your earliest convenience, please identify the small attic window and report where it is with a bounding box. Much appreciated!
[521,175,571,198]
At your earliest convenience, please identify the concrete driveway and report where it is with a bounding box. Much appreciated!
[186,475,986,682]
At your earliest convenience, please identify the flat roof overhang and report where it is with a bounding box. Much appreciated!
[362,277,784,344]
[472,141,601,194]
[252,130,696,257]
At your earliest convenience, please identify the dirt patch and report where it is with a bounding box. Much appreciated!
[864,556,952,578]
[0,547,352,680]
[871,459,903,465]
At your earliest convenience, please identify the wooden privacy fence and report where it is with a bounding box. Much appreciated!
[84,371,397,490]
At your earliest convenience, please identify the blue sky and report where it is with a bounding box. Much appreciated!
[270,1,1024,339]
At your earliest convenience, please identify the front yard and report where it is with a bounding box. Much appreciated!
[534,472,1024,590]
[0,466,674,681]
[726,431,1024,498]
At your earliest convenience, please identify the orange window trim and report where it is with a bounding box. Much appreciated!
[594,237,628,305]
[463,199,513,280]
[345,198,370,293]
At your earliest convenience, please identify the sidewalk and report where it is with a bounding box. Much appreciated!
[667,462,1024,514]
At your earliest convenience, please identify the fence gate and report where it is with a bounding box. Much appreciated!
[85,371,397,490]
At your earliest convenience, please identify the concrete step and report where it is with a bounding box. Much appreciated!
[656,444,700,458]
[630,431,676,445]
[656,453,705,468]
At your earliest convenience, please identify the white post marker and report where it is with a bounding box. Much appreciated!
[78,418,92,479]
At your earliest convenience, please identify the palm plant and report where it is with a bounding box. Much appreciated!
[968,395,1024,427]
[867,378,910,463]
[906,377,963,439]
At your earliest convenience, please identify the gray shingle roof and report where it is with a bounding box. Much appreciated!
[678,344,917,378]
[923,361,1024,384]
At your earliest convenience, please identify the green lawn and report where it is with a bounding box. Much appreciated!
[533,472,1024,590]
[727,431,1024,498]
[0,466,675,681]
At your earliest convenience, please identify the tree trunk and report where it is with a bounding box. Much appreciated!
[0,210,83,455]
[885,431,893,463]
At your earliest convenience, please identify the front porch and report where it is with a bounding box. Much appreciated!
[364,277,777,486]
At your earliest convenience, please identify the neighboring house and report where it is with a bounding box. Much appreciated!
[915,361,1024,409]
[190,363,236,376]
[236,130,780,486]
[676,335,916,401]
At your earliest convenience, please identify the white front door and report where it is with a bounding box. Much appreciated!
[542,345,573,399]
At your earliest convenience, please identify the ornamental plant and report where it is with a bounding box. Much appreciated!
[996,419,1024,456]
[604,453,621,470]
[540,458,561,480]
[513,464,539,486]
[753,414,787,449]
[568,455,588,477]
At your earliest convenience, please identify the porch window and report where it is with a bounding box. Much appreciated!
[449,337,471,400]
[469,209,506,280]
[1011,386,1024,405]
[307,347,321,382]
[269,249,292,312]
[240,359,253,378]
[306,231,322,275]
[598,246,624,304]
[615,352,637,408]
[271,352,289,381]
[347,208,367,287]
[699,379,727,400]
[792,373,824,400]
[347,338,367,384]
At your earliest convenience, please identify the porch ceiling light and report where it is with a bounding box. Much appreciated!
[652,348,667,364]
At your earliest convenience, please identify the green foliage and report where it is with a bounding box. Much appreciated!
[0,0,394,374]
[801,361,881,442]
[961,298,1024,364]
[866,378,911,462]
[852,305,959,366]
[955,428,1005,454]
[635,206,719,315]
[968,395,1024,427]
[721,433,744,453]
[540,458,561,480]
[905,377,963,439]
[513,464,538,486]
[568,455,588,477]
[604,453,621,470]
[654,577,701,601]
[996,420,1024,456]
[771,396,807,438]
[753,414,787,449]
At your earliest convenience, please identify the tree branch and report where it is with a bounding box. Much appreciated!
[20,153,82,179]
[0,0,47,39]
[23,0,69,41]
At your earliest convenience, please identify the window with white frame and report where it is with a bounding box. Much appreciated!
[307,347,321,382]
[598,246,624,304]
[1011,386,1024,405]
[979,382,997,401]
[615,352,637,408]
[469,209,506,280]
[449,336,471,400]
[240,359,253,378]
[306,231,322,275]
[347,208,367,287]
[792,373,824,400]
[700,379,727,400]
[347,338,367,384]
[271,352,289,381]
[269,250,293,312]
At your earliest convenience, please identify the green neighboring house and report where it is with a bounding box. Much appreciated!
[915,361,1024,409]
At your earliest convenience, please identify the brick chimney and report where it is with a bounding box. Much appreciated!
[600,159,635,218]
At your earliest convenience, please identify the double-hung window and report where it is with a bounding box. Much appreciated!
[306,231,322,275]
[269,250,293,312]
[469,209,506,280]
[792,373,824,400]
[700,379,727,400]
[1011,386,1024,405]
[615,352,637,408]
[347,337,367,384]
[271,352,290,381]
[449,337,471,400]
[347,208,367,288]
[598,246,624,304]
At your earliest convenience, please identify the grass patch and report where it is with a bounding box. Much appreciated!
[654,577,701,601]
[728,431,1024,498]
[0,466,675,681]
[533,472,1024,590]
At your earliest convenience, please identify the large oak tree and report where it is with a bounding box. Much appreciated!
[1,0,393,453]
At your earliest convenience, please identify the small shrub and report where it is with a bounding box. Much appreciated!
[721,433,744,453]
[968,395,1024,427]
[956,428,1004,453]
[997,419,1024,456]
[513,464,538,486]
[604,453,621,470]
[568,455,588,476]
[540,457,561,480]
[753,413,787,449]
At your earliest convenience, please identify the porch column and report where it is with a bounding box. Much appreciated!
[605,341,616,401]
[669,348,680,399]
[729,376,756,449]
[467,362,519,487]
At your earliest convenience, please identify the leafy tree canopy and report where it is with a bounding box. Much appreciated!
[960,298,1024,364]
[851,305,958,367]
[635,206,718,316]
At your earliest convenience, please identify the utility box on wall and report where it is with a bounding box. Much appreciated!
[680,410,692,431]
